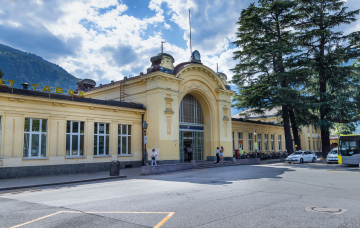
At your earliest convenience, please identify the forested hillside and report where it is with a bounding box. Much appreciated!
[0,44,80,90]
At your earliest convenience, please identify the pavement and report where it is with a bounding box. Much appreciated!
[0,159,297,191]
[0,167,142,191]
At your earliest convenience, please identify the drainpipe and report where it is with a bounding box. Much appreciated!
[142,114,144,166]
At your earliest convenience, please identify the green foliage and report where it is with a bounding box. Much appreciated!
[333,123,356,135]
[0,44,80,91]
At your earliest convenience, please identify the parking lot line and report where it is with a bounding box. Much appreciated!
[10,211,175,228]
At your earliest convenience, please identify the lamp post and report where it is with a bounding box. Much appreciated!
[142,121,148,166]
[254,129,257,158]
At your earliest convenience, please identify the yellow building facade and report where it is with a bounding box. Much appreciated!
[0,51,287,178]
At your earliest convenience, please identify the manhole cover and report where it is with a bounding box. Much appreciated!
[305,207,347,215]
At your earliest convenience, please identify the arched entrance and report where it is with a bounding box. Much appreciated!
[179,94,205,162]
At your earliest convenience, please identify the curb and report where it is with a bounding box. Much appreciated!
[0,175,127,192]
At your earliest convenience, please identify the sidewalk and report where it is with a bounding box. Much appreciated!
[0,167,142,191]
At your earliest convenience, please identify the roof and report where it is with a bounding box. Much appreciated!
[89,75,141,92]
[232,107,281,119]
[0,86,146,110]
[231,118,283,127]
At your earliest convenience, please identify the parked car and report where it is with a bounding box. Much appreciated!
[326,149,338,164]
[286,151,317,164]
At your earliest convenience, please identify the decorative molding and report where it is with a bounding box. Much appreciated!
[164,108,174,114]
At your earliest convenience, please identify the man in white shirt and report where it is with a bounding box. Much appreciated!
[151,149,157,166]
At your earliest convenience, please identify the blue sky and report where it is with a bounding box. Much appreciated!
[1,0,359,115]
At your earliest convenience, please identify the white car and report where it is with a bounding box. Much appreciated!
[326,149,338,164]
[286,151,317,163]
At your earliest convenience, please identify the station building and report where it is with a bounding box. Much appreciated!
[0,51,288,178]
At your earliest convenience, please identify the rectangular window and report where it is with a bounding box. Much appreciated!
[313,141,315,151]
[308,140,311,150]
[257,134,262,151]
[248,133,253,152]
[94,122,110,156]
[118,124,132,155]
[232,132,234,152]
[264,134,268,151]
[66,121,85,157]
[278,135,282,151]
[238,132,243,151]
[23,118,47,158]
[271,134,275,151]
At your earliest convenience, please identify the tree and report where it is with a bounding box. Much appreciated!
[333,123,356,135]
[296,0,360,157]
[232,0,309,154]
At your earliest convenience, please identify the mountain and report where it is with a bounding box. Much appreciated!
[0,44,80,91]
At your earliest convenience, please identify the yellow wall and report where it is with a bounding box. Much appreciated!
[0,93,144,167]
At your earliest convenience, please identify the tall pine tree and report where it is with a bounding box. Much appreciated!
[296,0,360,157]
[232,0,308,154]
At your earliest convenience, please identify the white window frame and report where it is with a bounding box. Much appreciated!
[278,135,282,151]
[264,134,268,151]
[271,134,275,151]
[66,121,85,157]
[238,132,243,151]
[248,133,253,152]
[23,118,47,158]
[258,134,262,151]
[118,124,132,155]
[94,122,110,156]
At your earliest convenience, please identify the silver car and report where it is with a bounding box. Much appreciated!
[326,149,338,164]
[286,151,317,163]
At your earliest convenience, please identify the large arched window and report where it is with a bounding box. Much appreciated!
[179,94,204,124]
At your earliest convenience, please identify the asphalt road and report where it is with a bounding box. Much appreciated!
[1,162,360,228]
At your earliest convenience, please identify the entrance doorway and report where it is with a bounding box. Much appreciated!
[179,131,204,162]
[179,94,205,162]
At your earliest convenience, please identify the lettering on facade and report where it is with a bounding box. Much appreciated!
[0,79,84,96]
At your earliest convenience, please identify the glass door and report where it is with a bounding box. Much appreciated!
[180,131,184,162]
[193,132,204,161]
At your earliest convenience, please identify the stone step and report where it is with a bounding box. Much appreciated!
[192,162,241,169]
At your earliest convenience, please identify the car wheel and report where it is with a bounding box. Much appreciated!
[312,157,316,163]
[300,158,303,163]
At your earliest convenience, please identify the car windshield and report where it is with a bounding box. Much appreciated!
[293,152,303,155]
[329,150,337,154]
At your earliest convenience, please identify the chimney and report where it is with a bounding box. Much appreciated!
[21,83,29,90]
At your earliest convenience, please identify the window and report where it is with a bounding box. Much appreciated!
[94,123,110,156]
[313,141,315,151]
[118,124,132,155]
[66,121,85,157]
[271,134,275,151]
[23,118,47,158]
[307,127,309,132]
[257,134,262,151]
[264,134,269,151]
[248,133,253,152]
[308,140,311,150]
[238,132,243,151]
[278,135,282,151]
[180,94,204,124]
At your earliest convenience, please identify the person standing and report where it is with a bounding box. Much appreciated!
[151,149,157,166]
[220,146,224,164]
[216,147,220,164]
[188,146,193,161]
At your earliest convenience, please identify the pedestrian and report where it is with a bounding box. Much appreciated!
[216,147,220,164]
[220,146,224,164]
[144,150,149,166]
[188,146,193,160]
[151,149,157,166]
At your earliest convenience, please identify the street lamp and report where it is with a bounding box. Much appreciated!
[254,129,257,159]
[142,121,148,166]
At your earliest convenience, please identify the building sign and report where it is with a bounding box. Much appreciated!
[238,140,243,145]
[179,125,204,131]
[144,136,148,144]
[0,79,84,96]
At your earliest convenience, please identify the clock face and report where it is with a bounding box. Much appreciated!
[192,50,200,61]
